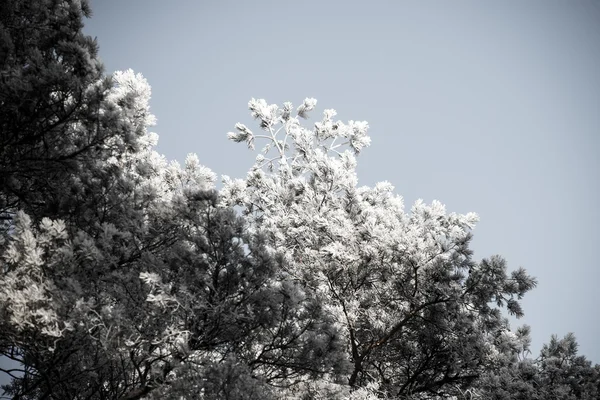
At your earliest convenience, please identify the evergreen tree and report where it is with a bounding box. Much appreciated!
[0,0,109,224]
[475,333,600,400]
[223,98,538,398]
[1,2,598,398]
[0,4,340,398]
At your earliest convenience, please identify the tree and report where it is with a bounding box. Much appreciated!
[475,333,600,400]
[223,98,538,398]
[0,0,111,224]
[0,63,181,397]
[1,2,598,398]
[0,4,342,397]
[1,68,342,398]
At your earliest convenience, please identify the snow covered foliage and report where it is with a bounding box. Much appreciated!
[1,2,597,397]
[474,332,600,400]
[0,66,192,397]
[0,212,71,340]
[0,5,345,395]
[225,98,538,398]
[0,0,106,222]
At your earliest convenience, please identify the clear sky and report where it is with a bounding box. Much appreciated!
[82,0,598,363]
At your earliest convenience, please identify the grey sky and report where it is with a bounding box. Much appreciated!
[84,0,598,364]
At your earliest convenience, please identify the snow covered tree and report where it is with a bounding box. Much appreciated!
[475,333,600,400]
[224,98,538,398]
[0,4,343,397]
[0,59,173,397]
[1,1,596,398]
[1,65,334,397]
[0,0,111,224]
[134,188,346,400]
[536,333,600,399]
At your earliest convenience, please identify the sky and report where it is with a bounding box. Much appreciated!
[81,0,600,363]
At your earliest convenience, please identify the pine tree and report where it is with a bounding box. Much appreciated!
[0,0,109,224]
[475,333,600,400]
[1,1,598,398]
[0,4,340,398]
[224,98,538,398]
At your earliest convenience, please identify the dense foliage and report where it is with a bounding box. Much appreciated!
[1,1,598,399]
